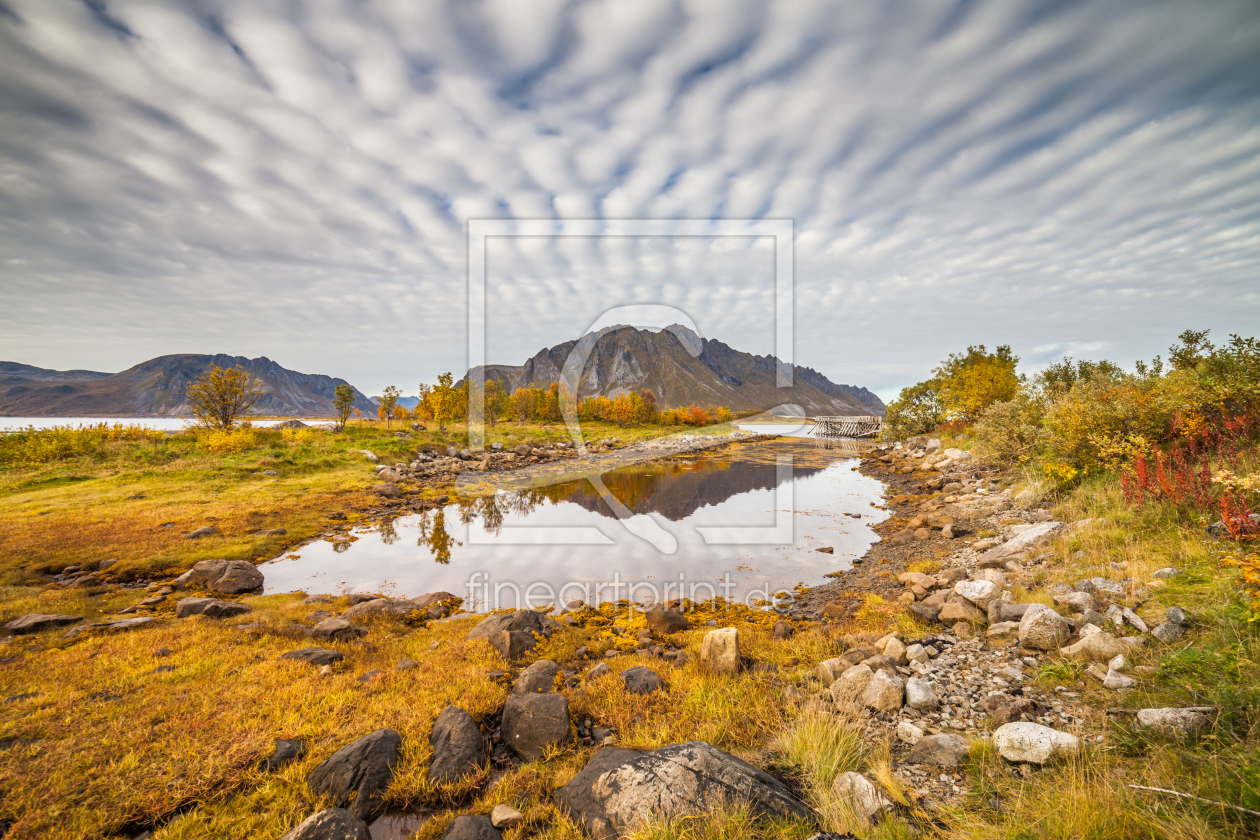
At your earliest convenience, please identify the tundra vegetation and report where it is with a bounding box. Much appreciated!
[0,334,1257,840]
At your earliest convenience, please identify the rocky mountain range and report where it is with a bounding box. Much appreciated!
[466,325,884,416]
[0,355,376,417]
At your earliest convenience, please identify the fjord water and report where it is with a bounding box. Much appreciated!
[261,436,887,609]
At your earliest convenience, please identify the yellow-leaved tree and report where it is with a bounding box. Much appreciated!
[934,345,1021,422]
[185,365,265,429]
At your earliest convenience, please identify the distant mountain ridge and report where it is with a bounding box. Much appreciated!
[0,355,376,417]
[465,325,884,416]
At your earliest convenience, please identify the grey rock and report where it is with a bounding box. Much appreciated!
[1135,708,1211,737]
[587,662,612,681]
[501,693,572,762]
[1121,608,1148,634]
[512,660,560,694]
[698,627,740,674]
[859,669,904,711]
[992,722,1080,764]
[306,729,402,819]
[989,600,1034,624]
[279,808,371,840]
[428,706,487,784]
[466,610,556,642]
[1152,567,1184,579]
[281,648,345,667]
[904,677,939,710]
[621,666,663,695]
[266,739,306,771]
[1018,605,1072,651]
[1166,606,1187,626]
[4,614,81,634]
[1151,623,1185,642]
[555,741,810,840]
[440,815,501,840]
[175,597,250,619]
[184,559,264,594]
[341,599,418,622]
[643,605,688,634]
[184,526,220,539]
[491,630,537,660]
[976,522,1063,562]
[312,618,368,642]
[907,734,969,766]
[831,771,890,827]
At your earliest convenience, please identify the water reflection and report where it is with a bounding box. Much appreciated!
[261,437,887,605]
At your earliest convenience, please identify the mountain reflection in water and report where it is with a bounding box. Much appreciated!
[260,437,888,607]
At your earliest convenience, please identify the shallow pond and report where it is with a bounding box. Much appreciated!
[260,436,887,609]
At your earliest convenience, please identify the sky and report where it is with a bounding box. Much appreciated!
[1,0,1259,401]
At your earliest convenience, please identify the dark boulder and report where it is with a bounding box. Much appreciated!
[555,741,810,839]
[279,808,371,840]
[643,605,687,635]
[440,815,502,840]
[466,610,557,642]
[281,648,345,667]
[183,559,264,594]
[621,666,663,695]
[772,620,794,641]
[428,706,487,784]
[511,660,559,694]
[312,618,368,642]
[265,739,306,771]
[490,630,536,660]
[175,597,251,619]
[501,693,572,761]
[307,729,402,820]
[4,614,81,634]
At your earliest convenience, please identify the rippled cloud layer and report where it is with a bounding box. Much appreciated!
[1,0,1258,397]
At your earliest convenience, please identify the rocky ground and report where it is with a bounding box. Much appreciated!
[0,432,1224,840]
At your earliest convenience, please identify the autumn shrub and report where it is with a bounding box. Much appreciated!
[0,424,166,467]
[197,427,259,455]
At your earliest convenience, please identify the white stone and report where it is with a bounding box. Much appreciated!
[992,722,1081,765]
[699,627,740,674]
[1018,605,1072,651]
[1103,669,1136,689]
[490,804,524,829]
[905,643,929,664]
[896,720,925,745]
[904,676,939,710]
[954,580,999,610]
[1135,708,1211,736]
[1108,654,1131,672]
[815,658,846,686]
[831,772,890,826]
[859,669,905,711]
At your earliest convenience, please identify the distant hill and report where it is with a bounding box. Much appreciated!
[464,325,884,416]
[0,355,376,417]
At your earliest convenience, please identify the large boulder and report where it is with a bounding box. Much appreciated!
[440,816,502,840]
[1135,708,1212,737]
[342,599,418,622]
[699,627,741,674]
[907,733,969,766]
[312,618,367,642]
[501,693,572,761]
[1060,630,1130,662]
[175,597,251,619]
[4,614,81,634]
[859,670,905,711]
[306,729,402,819]
[466,610,556,642]
[954,580,999,610]
[904,677,939,711]
[511,660,560,694]
[643,605,688,634]
[829,664,874,705]
[622,666,664,695]
[428,706,487,784]
[1018,605,1072,651]
[976,522,1063,562]
[491,630,537,660]
[183,559,264,594]
[992,722,1080,765]
[814,658,846,686]
[281,647,345,667]
[832,772,890,826]
[939,600,986,627]
[555,741,811,840]
[412,591,460,619]
[279,808,371,840]
[990,601,1034,624]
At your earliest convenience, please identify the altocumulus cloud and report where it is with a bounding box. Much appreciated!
[1,0,1258,398]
